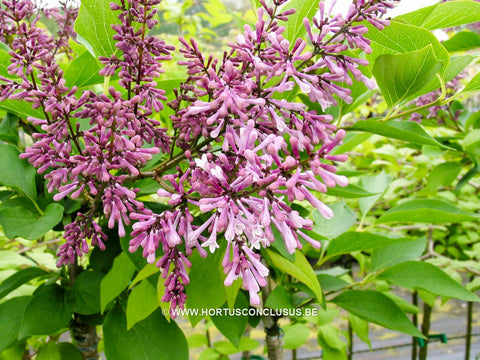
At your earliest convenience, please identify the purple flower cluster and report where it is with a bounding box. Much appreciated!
[0,0,397,315]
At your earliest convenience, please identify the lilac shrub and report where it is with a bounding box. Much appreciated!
[0,0,397,315]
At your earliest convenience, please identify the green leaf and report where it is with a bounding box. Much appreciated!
[317,274,349,292]
[463,129,480,157]
[0,203,64,240]
[312,201,356,240]
[186,245,227,326]
[395,0,480,30]
[376,199,479,224]
[358,171,392,216]
[74,0,119,58]
[19,284,73,337]
[443,31,480,52]
[0,296,30,352]
[461,73,480,95]
[281,0,318,43]
[372,46,442,107]
[265,248,323,304]
[126,280,159,330]
[0,47,15,79]
[331,132,372,155]
[317,325,347,360]
[325,184,376,198]
[36,342,61,360]
[379,261,480,302]
[0,113,19,144]
[0,251,35,269]
[104,304,188,360]
[211,293,248,348]
[349,120,448,148]
[0,99,44,119]
[420,55,476,95]
[349,313,371,348]
[371,237,426,271]
[0,267,47,300]
[57,343,83,360]
[0,142,37,202]
[213,338,260,355]
[425,162,463,191]
[64,51,103,88]
[129,263,158,289]
[326,232,415,260]
[198,348,221,360]
[365,21,449,76]
[187,334,208,348]
[71,270,104,315]
[330,290,423,337]
[100,252,136,313]
[264,286,294,309]
[383,292,420,314]
[283,323,311,349]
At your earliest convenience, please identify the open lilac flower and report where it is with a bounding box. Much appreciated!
[0,0,397,313]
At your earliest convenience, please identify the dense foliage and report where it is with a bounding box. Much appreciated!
[0,0,479,359]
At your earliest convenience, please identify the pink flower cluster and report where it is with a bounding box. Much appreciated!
[0,0,397,314]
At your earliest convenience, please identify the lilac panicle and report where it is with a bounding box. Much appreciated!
[0,0,398,313]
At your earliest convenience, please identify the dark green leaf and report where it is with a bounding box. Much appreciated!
[0,142,37,202]
[373,46,442,107]
[317,274,349,292]
[349,120,448,148]
[443,31,480,52]
[64,51,103,88]
[376,199,479,224]
[71,270,104,315]
[57,343,83,360]
[264,286,294,310]
[126,280,159,330]
[371,237,426,271]
[103,304,188,360]
[326,232,415,260]
[100,252,136,313]
[312,201,356,240]
[395,0,480,30]
[211,293,248,347]
[186,245,227,326]
[330,290,423,337]
[0,296,30,352]
[265,249,323,303]
[0,113,19,144]
[379,261,480,302]
[19,285,72,337]
[0,203,63,240]
[0,267,47,299]
[0,203,64,240]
